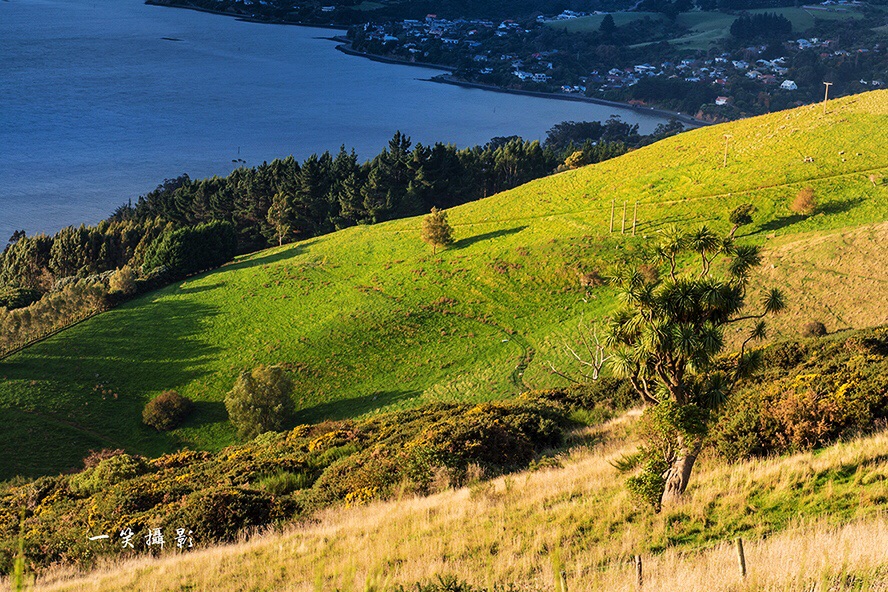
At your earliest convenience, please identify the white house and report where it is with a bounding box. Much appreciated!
[780,80,798,90]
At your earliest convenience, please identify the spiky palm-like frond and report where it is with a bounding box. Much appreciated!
[749,320,767,341]
[610,451,644,473]
[729,244,762,280]
[671,323,701,359]
[721,236,737,256]
[609,348,637,379]
[687,225,721,255]
[699,323,725,358]
[762,288,786,314]
[701,372,730,409]
[735,349,763,380]
[699,278,728,311]
[658,223,683,246]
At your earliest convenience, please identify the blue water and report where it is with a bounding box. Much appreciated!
[0,0,669,241]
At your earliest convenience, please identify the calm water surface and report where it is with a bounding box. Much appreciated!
[0,0,669,240]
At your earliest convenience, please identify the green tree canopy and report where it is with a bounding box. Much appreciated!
[420,207,455,254]
[224,365,296,440]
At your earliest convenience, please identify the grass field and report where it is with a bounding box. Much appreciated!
[1,91,886,480]
[544,11,664,32]
[31,413,888,591]
[548,7,863,37]
[570,7,868,50]
[668,8,865,49]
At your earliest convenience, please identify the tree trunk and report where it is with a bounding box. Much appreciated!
[660,437,702,506]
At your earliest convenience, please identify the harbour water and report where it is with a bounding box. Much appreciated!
[0,0,670,240]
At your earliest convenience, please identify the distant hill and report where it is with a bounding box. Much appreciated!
[1,90,885,479]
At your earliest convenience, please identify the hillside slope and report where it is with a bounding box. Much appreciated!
[32,415,888,591]
[1,90,886,478]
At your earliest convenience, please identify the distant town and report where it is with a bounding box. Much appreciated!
[349,2,885,120]
[149,0,887,120]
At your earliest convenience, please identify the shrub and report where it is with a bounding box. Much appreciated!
[803,321,827,337]
[177,487,275,542]
[108,265,138,295]
[626,457,669,511]
[225,365,296,440]
[528,378,637,412]
[563,150,587,170]
[0,287,41,310]
[0,398,573,572]
[728,203,756,237]
[711,329,888,461]
[142,390,193,431]
[69,454,150,495]
[790,186,817,215]
[761,340,807,369]
[637,263,659,284]
[82,448,127,469]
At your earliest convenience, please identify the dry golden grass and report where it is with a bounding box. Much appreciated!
[28,413,888,592]
[752,221,888,339]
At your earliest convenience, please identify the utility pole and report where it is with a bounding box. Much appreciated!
[610,199,615,233]
[822,82,833,115]
[723,134,732,168]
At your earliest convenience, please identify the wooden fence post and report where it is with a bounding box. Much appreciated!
[632,201,638,236]
[610,200,615,233]
[634,555,643,588]
[736,538,747,579]
[621,201,627,234]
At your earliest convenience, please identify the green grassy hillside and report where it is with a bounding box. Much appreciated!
[1,91,886,479]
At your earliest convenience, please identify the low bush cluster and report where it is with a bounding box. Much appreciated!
[710,327,888,461]
[0,287,41,311]
[142,390,194,431]
[0,281,109,356]
[529,378,636,414]
[790,186,817,215]
[0,399,572,573]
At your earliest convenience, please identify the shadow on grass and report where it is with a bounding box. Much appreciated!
[177,282,226,294]
[224,239,317,273]
[635,215,693,234]
[0,407,110,480]
[754,198,864,234]
[757,213,808,233]
[819,197,864,216]
[294,390,422,424]
[0,298,223,477]
[186,400,229,429]
[454,226,527,249]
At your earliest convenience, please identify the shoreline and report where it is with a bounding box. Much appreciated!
[144,1,349,31]
[333,41,456,73]
[427,75,709,128]
[147,1,706,127]
[333,40,706,127]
